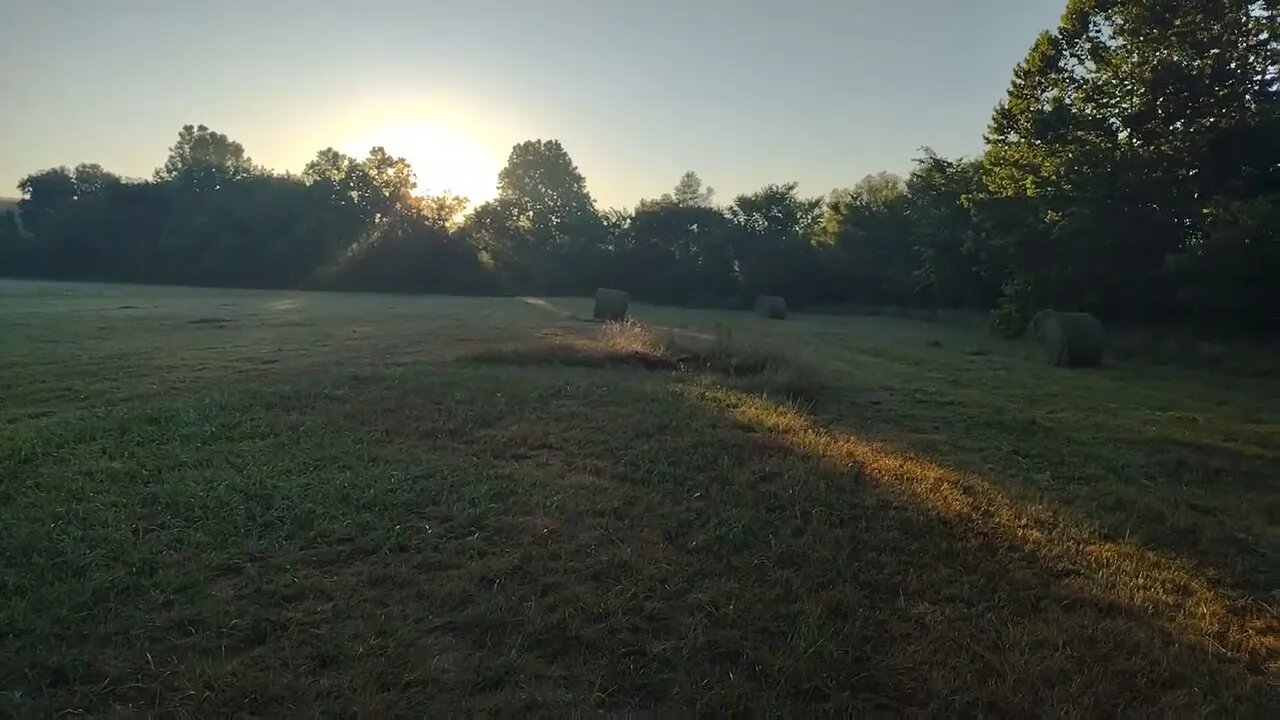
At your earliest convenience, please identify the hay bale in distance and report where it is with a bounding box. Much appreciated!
[754,295,788,320]
[594,288,629,321]
[1030,310,1105,367]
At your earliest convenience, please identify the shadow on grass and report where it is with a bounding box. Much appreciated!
[4,349,1275,714]
[829,371,1278,601]
[471,318,1277,601]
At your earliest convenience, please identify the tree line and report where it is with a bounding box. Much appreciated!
[2,1,1276,335]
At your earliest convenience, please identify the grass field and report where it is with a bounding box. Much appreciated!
[2,279,1276,714]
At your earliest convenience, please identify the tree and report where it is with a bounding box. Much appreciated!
[726,183,824,303]
[614,201,736,303]
[0,210,18,241]
[466,139,605,293]
[155,124,257,191]
[157,175,353,287]
[640,171,716,211]
[981,0,1279,331]
[819,172,917,305]
[303,148,362,206]
[414,193,470,230]
[16,168,77,235]
[69,164,122,198]
[906,151,998,309]
[0,209,25,271]
[671,171,715,207]
[315,210,487,295]
[496,139,601,243]
[361,146,417,217]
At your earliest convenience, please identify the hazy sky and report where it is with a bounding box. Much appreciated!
[1,0,1065,207]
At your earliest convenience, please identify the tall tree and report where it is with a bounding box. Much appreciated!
[361,146,417,217]
[70,163,122,198]
[302,146,419,225]
[155,124,257,191]
[495,139,601,245]
[16,168,77,235]
[302,148,363,209]
[819,173,917,305]
[616,202,736,302]
[413,192,470,230]
[466,139,604,293]
[906,151,997,309]
[727,183,824,303]
[671,171,715,207]
[0,209,24,270]
[981,0,1279,331]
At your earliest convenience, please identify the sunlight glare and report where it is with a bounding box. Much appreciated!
[345,122,501,207]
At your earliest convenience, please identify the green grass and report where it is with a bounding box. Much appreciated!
[1,279,1276,715]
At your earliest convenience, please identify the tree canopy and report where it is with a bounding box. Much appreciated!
[156,124,257,191]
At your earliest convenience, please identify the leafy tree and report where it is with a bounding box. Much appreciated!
[1168,193,1280,332]
[726,183,824,304]
[611,172,736,301]
[639,171,716,212]
[70,164,122,198]
[155,174,364,287]
[495,139,601,245]
[362,146,417,217]
[15,179,170,281]
[16,168,77,235]
[316,210,487,294]
[0,209,27,273]
[413,193,470,230]
[617,205,736,303]
[819,173,917,305]
[906,151,998,309]
[0,210,18,241]
[466,139,605,293]
[668,171,716,207]
[302,148,364,209]
[155,124,257,191]
[981,0,1279,331]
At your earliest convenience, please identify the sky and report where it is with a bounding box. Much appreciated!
[1,0,1066,208]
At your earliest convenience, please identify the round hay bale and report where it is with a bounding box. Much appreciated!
[754,295,788,320]
[1030,310,1105,367]
[593,288,629,321]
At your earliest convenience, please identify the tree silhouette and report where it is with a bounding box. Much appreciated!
[155,124,257,191]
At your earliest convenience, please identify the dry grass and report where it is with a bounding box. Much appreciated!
[1,280,1276,715]
[462,318,821,401]
[717,389,1278,672]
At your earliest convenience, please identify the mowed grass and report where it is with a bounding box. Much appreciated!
[1,280,1276,714]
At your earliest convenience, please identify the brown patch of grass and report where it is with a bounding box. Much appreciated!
[461,319,821,401]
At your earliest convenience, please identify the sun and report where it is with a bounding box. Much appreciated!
[345,122,501,207]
